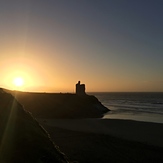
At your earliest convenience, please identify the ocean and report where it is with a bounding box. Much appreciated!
[90,92,163,124]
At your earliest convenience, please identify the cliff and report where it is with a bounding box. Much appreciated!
[0,89,69,162]
[6,90,109,119]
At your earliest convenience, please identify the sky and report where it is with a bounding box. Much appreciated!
[0,0,163,92]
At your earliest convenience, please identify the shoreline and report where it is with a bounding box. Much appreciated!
[103,111,163,124]
[38,118,163,148]
[40,118,163,163]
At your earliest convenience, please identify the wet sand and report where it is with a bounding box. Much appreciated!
[39,118,163,163]
[39,118,163,147]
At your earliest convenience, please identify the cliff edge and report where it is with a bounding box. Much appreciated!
[6,90,109,119]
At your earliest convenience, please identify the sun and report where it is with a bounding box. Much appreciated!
[13,77,24,87]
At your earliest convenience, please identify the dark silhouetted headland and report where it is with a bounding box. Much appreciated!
[4,81,109,119]
[6,89,109,119]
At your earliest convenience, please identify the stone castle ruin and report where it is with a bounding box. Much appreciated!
[76,81,86,95]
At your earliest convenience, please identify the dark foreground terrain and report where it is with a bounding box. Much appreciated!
[1,88,163,163]
[0,89,69,162]
[42,124,163,163]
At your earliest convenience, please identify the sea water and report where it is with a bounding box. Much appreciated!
[90,92,163,123]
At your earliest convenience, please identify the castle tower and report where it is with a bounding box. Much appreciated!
[76,81,86,95]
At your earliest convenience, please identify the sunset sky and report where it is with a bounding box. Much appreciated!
[0,0,163,92]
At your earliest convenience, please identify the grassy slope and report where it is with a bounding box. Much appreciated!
[0,91,69,163]
[8,91,108,118]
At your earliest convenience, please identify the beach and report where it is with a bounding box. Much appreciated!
[5,90,163,162]
[39,118,163,163]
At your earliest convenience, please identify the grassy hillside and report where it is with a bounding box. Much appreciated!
[0,89,69,162]
[7,90,109,118]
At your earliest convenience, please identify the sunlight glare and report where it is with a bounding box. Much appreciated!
[13,77,24,87]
